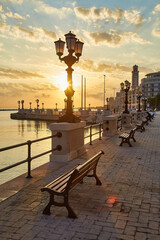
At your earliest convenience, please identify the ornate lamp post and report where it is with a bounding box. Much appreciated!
[21,100,24,109]
[54,31,84,123]
[106,97,109,110]
[42,103,44,109]
[35,99,39,109]
[137,92,143,112]
[29,102,32,109]
[55,103,58,110]
[142,98,147,111]
[18,100,20,109]
[120,80,130,114]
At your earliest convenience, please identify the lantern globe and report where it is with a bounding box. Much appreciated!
[75,39,84,57]
[54,38,65,57]
[65,31,76,52]
[120,82,124,90]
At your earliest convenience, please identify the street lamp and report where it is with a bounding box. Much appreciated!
[142,98,147,111]
[137,92,143,112]
[29,102,32,109]
[106,97,109,110]
[21,100,24,109]
[18,100,20,109]
[35,99,39,109]
[120,80,130,114]
[54,31,84,123]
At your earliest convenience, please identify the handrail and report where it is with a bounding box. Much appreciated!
[0,132,62,177]
[84,123,103,145]
[0,123,103,178]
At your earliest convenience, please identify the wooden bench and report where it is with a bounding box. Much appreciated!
[119,127,137,147]
[41,150,104,218]
[136,120,146,132]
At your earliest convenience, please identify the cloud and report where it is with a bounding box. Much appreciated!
[0,21,57,42]
[0,82,58,98]
[0,67,45,79]
[152,26,160,38]
[5,11,26,20]
[5,0,23,4]
[0,42,3,51]
[78,59,132,73]
[152,4,160,14]
[0,5,4,12]
[74,7,145,26]
[84,30,151,47]
[35,1,72,17]
[35,93,50,98]
[152,16,160,38]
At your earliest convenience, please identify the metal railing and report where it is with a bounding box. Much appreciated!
[0,123,103,179]
[84,123,103,145]
[0,132,62,178]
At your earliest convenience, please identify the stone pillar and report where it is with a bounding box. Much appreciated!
[103,116,118,137]
[50,121,86,162]
[121,113,131,127]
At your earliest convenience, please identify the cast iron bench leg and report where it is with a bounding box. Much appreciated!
[43,195,54,215]
[128,139,132,147]
[64,194,77,219]
[120,138,124,146]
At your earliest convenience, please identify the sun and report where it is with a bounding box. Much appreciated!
[54,72,68,91]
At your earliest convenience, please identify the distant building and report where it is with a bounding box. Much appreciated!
[132,65,139,89]
[141,71,160,98]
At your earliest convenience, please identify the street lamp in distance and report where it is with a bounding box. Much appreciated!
[137,92,143,112]
[54,31,84,123]
[120,80,131,114]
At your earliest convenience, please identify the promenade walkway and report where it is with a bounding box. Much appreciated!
[0,113,160,240]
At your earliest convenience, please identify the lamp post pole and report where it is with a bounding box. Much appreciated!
[21,100,24,109]
[18,100,20,109]
[35,99,39,110]
[106,97,109,110]
[120,80,130,114]
[137,94,142,112]
[54,31,84,123]
[104,75,106,107]
[142,98,147,111]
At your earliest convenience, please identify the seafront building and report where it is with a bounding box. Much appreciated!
[141,71,160,98]
[109,66,160,112]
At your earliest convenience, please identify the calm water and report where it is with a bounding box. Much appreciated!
[0,111,100,185]
[0,111,52,184]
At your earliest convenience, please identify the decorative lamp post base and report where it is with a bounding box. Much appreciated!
[59,113,80,123]
[123,110,130,114]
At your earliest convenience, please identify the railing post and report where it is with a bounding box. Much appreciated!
[26,140,32,178]
[90,125,92,145]
[99,124,102,140]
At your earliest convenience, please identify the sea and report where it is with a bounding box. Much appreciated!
[0,110,99,185]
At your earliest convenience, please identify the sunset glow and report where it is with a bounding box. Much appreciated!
[0,0,160,108]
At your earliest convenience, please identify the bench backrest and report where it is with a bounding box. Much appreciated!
[129,128,136,138]
[66,150,104,191]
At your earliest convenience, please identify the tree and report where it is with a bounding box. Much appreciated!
[148,97,155,108]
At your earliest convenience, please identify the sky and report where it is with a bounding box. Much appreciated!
[0,0,160,109]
